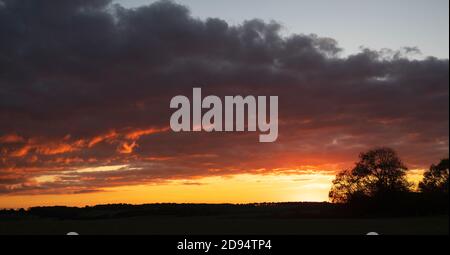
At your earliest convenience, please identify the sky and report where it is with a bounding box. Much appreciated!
[0,0,448,208]
[117,0,450,59]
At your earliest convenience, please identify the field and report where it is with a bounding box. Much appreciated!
[1,216,448,235]
[0,203,448,235]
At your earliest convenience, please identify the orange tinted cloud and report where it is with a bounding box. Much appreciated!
[125,127,169,140]
[10,145,32,157]
[3,127,168,159]
[0,134,25,143]
[88,130,118,148]
[117,141,138,154]
[35,142,81,155]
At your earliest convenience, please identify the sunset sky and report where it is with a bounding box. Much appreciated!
[0,0,448,208]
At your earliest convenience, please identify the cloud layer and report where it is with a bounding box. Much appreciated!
[0,0,448,195]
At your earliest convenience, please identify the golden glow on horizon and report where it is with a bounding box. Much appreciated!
[0,169,425,209]
[0,172,335,209]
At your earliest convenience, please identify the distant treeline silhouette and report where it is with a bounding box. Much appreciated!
[0,202,345,220]
[0,198,447,220]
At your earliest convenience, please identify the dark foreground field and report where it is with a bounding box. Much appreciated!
[0,203,448,235]
[0,215,448,235]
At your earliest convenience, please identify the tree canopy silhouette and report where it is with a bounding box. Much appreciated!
[419,158,449,194]
[329,147,411,203]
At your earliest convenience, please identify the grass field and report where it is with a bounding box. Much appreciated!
[0,215,448,235]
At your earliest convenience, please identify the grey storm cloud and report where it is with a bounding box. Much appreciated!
[0,0,448,194]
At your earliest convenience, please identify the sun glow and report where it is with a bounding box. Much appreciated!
[0,172,335,209]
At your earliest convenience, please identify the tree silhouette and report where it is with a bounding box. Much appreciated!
[419,158,449,194]
[329,169,365,203]
[329,147,411,203]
